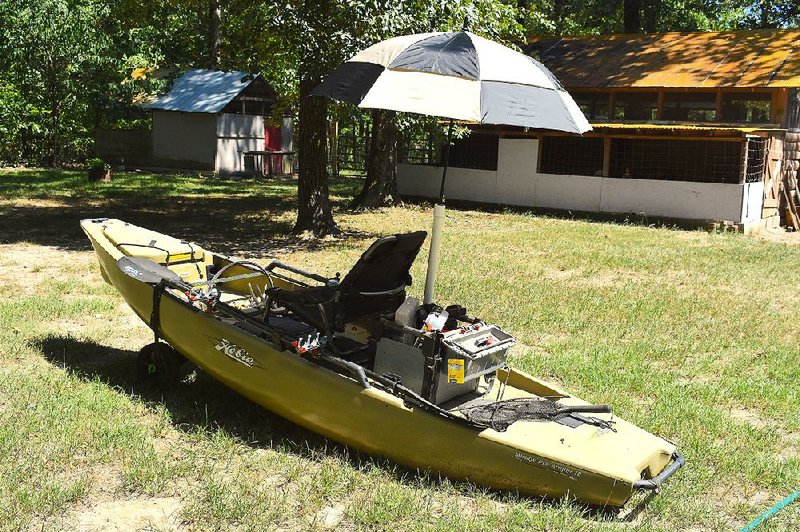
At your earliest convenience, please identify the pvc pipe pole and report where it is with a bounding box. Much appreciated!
[424,203,445,304]
[423,120,454,305]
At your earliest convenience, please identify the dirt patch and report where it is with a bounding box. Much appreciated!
[755,228,800,245]
[1,197,71,208]
[311,504,345,529]
[69,496,183,531]
[778,432,800,461]
[729,407,770,429]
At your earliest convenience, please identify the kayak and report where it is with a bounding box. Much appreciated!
[81,217,683,507]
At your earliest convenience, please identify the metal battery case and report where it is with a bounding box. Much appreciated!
[440,325,514,382]
[374,338,481,404]
[373,324,514,405]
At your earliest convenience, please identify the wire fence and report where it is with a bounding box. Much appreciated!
[540,136,604,176]
[335,116,371,175]
[744,137,767,183]
[609,138,743,183]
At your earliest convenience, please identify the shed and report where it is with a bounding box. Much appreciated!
[144,69,284,174]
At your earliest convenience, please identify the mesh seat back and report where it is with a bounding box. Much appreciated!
[341,231,427,294]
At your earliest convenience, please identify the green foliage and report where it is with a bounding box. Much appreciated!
[520,0,789,36]
[0,0,796,167]
[0,0,116,165]
[85,157,110,171]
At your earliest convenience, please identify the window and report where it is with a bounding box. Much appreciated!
[662,92,717,122]
[613,92,658,121]
[609,138,742,183]
[721,92,772,123]
[539,136,604,176]
[571,92,610,121]
[447,133,498,171]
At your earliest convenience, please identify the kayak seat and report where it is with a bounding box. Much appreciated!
[266,231,427,336]
[103,222,204,265]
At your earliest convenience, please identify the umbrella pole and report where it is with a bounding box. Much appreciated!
[423,119,454,305]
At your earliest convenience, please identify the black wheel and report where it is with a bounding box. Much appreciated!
[136,342,185,389]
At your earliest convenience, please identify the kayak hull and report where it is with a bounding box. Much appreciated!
[81,218,680,507]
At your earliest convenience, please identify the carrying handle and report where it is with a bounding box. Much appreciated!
[633,451,686,490]
[559,404,612,415]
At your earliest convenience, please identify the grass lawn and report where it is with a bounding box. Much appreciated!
[0,168,798,531]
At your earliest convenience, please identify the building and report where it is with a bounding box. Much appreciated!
[397,30,800,230]
[143,69,287,174]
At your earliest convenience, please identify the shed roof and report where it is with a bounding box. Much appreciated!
[144,69,258,113]
[527,30,800,89]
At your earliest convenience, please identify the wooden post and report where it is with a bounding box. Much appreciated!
[715,90,723,122]
[536,135,544,172]
[329,120,339,177]
[740,138,749,184]
[602,136,612,177]
[656,90,664,120]
[771,88,788,126]
[608,92,616,120]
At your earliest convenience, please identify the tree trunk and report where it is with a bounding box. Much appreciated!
[760,0,772,28]
[294,77,338,236]
[209,0,221,69]
[352,109,400,209]
[623,0,641,33]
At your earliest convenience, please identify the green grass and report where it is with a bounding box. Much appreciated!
[0,168,798,530]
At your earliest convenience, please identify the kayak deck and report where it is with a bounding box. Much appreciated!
[80,218,683,507]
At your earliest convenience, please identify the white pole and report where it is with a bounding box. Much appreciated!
[423,120,454,305]
[423,203,445,304]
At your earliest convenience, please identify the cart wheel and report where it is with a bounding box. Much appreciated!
[136,342,185,389]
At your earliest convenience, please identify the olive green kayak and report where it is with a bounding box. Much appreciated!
[81,217,683,507]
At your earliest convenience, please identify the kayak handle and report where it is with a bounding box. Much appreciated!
[633,451,686,491]
[320,354,371,389]
[559,404,611,414]
[267,260,331,285]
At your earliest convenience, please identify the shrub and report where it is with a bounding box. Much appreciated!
[86,157,111,171]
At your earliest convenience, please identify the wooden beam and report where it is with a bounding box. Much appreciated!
[771,88,789,126]
[715,90,723,121]
[656,90,665,120]
[740,139,749,184]
[602,137,611,177]
[608,92,616,120]
[536,135,544,173]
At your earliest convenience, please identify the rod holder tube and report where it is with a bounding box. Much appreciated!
[423,202,445,304]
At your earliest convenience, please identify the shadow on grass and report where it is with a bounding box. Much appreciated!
[35,334,654,521]
[0,173,368,257]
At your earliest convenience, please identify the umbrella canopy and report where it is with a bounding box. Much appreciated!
[313,31,591,134]
[313,30,590,305]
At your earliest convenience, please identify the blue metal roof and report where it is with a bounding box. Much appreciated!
[144,69,256,113]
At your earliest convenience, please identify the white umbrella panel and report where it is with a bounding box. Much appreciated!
[313,30,591,304]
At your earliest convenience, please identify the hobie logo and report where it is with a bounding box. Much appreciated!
[123,265,143,278]
[214,338,256,368]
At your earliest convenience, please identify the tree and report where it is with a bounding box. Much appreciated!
[521,0,748,36]
[0,0,113,165]
[352,109,400,208]
[623,0,641,32]
[209,0,222,68]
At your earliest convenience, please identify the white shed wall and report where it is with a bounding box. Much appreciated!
[397,137,760,223]
[152,111,216,168]
[215,138,265,175]
[217,113,264,138]
[215,113,265,174]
